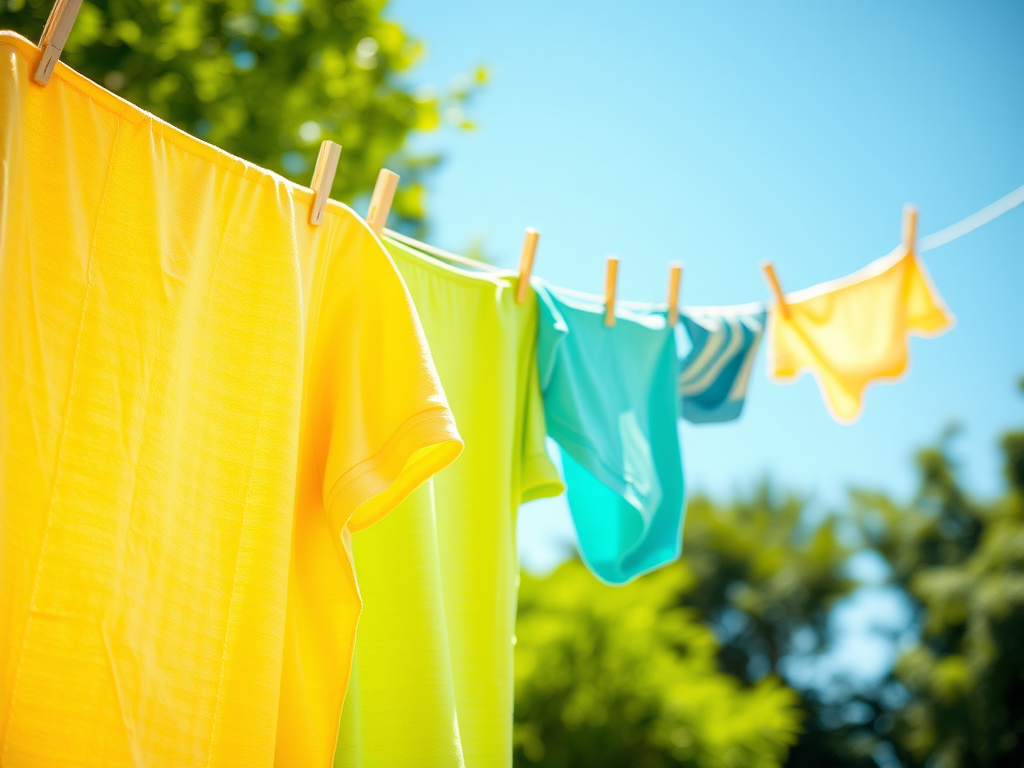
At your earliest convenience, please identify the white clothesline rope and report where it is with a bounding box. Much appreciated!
[920,183,1024,252]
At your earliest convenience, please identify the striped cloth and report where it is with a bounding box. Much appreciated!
[678,304,766,423]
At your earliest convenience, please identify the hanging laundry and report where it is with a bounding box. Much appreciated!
[678,304,766,423]
[536,283,685,586]
[0,32,461,768]
[767,247,954,423]
[336,234,563,768]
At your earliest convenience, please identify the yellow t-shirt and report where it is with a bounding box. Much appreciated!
[335,235,563,768]
[768,248,954,423]
[0,32,461,767]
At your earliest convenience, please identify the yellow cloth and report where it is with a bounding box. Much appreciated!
[768,248,954,423]
[0,32,461,768]
[335,235,563,768]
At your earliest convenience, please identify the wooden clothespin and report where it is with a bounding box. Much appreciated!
[309,140,342,226]
[902,203,918,258]
[603,256,619,327]
[515,228,539,304]
[666,262,682,327]
[34,0,83,85]
[759,260,790,319]
[366,169,399,236]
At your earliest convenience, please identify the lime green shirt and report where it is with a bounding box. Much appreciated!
[335,234,563,768]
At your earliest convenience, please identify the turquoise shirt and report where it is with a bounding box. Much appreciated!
[536,282,685,585]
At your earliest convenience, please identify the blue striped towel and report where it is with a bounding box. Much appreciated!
[678,304,766,424]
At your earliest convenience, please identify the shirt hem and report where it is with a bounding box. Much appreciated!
[520,452,565,503]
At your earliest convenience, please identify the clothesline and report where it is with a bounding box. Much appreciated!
[502,182,1024,310]
[387,182,1024,334]
[920,182,1024,252]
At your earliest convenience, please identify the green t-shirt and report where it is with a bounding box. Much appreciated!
[335,234,563,768]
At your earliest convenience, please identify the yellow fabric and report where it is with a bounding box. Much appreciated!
[768,248,954,423]
[335,235,563,768]
[0,32,461,768]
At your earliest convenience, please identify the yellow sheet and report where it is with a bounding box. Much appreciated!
[0,32,461,767]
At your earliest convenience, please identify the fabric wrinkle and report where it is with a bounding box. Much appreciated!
[0,113,122,760]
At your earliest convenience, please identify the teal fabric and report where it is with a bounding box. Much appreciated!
[535,282,685,585]
[679,304,766,424]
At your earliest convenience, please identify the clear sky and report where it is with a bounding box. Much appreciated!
[387,0,1024,572]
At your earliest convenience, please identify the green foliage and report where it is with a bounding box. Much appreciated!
[514,562,802,768]
[516,384,1024,767]
[679,487,855,683]
[852,413,1024,766]
[678,489,876,768]
[0,0,484,232]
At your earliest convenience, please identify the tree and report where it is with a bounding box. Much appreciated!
[0,0,483,232]
[852,383,1024,767]
[676,487,874,767]
[514,560,802,768]
[514,381,1024,768]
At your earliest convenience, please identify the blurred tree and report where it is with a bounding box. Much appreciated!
[0,0,484,233]
[852,380,1024,768]
[516,382,1024,768]
[514,561,801,768]
[677,488,872,767]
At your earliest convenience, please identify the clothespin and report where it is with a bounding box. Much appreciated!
[33,0,83,85]
[759,260,790,319]
[603,256,619,327]
[309,140,342,226]
[515,228,539,304]
[902,204,918,258]
[366,169,399,236]
[666,262,682,327]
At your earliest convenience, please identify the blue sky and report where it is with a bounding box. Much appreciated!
[387,0,1024,572]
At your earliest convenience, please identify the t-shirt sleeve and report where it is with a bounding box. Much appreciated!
[309,215,463,540]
